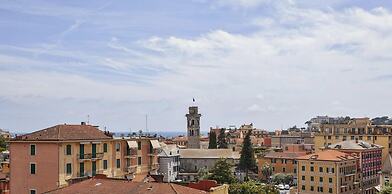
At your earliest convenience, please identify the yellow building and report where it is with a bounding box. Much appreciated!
[314,118,392,164]
[297,150,360,194]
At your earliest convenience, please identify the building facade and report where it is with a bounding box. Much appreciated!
[158,143,180,182]
[313,117,392,165]
[257,151,306,181]
[297,150,360,194]
[9,124,160,194]
[186,106,201,149]
[325,140,383,194]
[178,149,240,182]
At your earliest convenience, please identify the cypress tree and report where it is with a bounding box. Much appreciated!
[217,128,228,149]
[208,131,217,149]
[239,130,256,180]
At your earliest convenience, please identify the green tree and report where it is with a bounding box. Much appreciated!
[381,183,392,194]
[208,131,217,149]
[261,163,273,182]
[239,130,256,180]
[229,180,262,194]
[229,181,279,194]
[217,129,228,149]
[208,158,237,184]
[197,167,209,180]
[0,136,7,152]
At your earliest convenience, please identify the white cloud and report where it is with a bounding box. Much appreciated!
[2,2,392,132]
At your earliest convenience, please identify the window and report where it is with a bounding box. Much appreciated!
[302,185,305,190]
[329,178,332,183]
[116,143,120,152]
[310,186,314,191]
[310,176,314,181]
[116,159,120,168]
[30,163,36,174]
[30,189,36,194]
[302,166,305,171]
[138,157,142,165]
[302,176,305,180]
[329,188,333,193]
[103,160,108,169]
[66,145,72,155]
[30,144,36,156]
[310,166,314,172]
[319,167,323,172]
[103,143,108,153]
[66,163,72,175]
[283,168,285,172]
[138,142,142,150]
[320,177,323,182]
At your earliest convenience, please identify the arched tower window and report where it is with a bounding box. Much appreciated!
[191,120,195,126]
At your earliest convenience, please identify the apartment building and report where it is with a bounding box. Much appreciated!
[158,142,180,182]
[325,140,382,194]
[257,151,306,180]
[313,117,392,164]
[9,123,160,194]
[297,150,360,194]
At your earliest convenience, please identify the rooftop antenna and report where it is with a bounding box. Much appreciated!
[145,114,148,135]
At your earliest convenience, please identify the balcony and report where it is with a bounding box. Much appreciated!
[124,154,136,159]
[77,153,104,161]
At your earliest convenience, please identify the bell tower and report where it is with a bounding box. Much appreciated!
[186,106,201,149]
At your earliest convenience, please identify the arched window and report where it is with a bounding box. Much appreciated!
[191,120,195,126]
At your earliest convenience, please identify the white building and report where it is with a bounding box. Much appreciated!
[158,142,180,182]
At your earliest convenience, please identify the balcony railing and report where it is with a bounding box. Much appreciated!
[77,153,104,160]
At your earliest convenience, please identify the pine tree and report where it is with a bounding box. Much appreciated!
[239,130,256,180]
[217,129,228,149]
[208,131,217,149]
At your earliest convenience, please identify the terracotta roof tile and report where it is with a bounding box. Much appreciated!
[44,178,208,194]
[13,124,112,141]
[297,150,357,161]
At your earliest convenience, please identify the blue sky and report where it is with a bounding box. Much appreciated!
[1,0,392,133]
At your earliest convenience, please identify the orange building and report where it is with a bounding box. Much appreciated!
[258,152,306,180]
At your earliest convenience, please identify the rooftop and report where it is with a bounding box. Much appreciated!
[44,177,208,194]
[179,149,240,159]
[12,124,112,141]
[326,140,383,150]
[297,150,357,162]
[263,151,307,159]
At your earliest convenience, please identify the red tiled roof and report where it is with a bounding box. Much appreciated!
[13,124,112,141]
[44,178,208,194]
[297,150,357,161]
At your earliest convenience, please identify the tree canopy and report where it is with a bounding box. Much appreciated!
[208,131,217,149]
[208,158,237,184]
[239,130,256,179]
[229,181,279,194]
[217,129,228,149]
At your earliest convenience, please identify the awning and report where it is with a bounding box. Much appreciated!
[150,140,161,149]
[127,141,138,148]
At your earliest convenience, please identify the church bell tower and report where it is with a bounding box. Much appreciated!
[186,106,201,149]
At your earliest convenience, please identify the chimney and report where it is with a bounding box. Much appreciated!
[81,122,86,125]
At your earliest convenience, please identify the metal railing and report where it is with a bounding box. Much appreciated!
[77,153,104,160]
